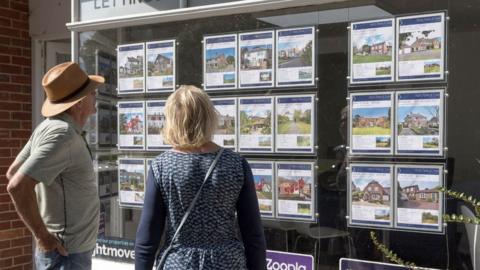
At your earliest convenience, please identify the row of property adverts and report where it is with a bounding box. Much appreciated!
[117,26,316,93]
[117,95,316,153]
[118,158,317,221]
[349,12,446,84]
[349,89,446,157]
[348,163,445,233]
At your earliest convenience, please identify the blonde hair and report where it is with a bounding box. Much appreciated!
[163,85,218,148]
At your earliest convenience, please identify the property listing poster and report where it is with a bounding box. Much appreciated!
[396,90,444,156]
[96,159,118,199]
[396,165,443,232]
[238,97,274,152]
[118,159,145,207]
[349,164,393,227]
[276,27,315,87]
[117,101,145,150]
[211,98,237,149]
[97,102,113,146]
[350,19,395,84]
[276,162,315,220]
[239,31,274,88]
[275,95,315,153]
[203,34,237,90]
[250,161,275,218]
[339,258,433,270]
[117,43,145,94]
[95,50,116,96]
[146,100,170,150]
[396,13,445,81]
[146,40,175,92]
[350,92,393,155]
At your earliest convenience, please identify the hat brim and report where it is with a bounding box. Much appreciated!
[41,75,105,117]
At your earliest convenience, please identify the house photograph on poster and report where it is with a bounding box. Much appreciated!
[398,29,442,73]
[206,48,236,73]
[148,52,173,77]
[351,178,391,222]
[397,105,440,148]
[254,174,273,212]
[278,40,313,69]
[352,33,393,74]
[240,109,272,136]
[397,181,441,224]
[240,45,272,70]
[352,107,391,148]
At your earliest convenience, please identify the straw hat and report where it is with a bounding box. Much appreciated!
[41,62,105,117]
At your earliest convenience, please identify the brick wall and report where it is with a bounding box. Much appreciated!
[0,0,33,269]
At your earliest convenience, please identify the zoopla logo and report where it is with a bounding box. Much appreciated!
[266,259,307,270]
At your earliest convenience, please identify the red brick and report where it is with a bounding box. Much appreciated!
[0,8,20,20]
[11,112,29,120]
[0,27,20,38]
[10,20,27,31]
[0,157,15,166]
[22,67,29,75]
[22,263,32,270]
[0,111,10,119]
[10,75,29,84]
[11,2,28,13]
[0,149,11,156]
[0,130,9,137]
[10,220,26,229]
[22,246,31,255]
[12,255,30,265]
[0,64,21,74]
[0,258,13,268]
[0,139,20,148]
[4,266,23,270]
[0,45,21,55]
[0,54,10,63]
[0,239,11,249]
[20,31,28,39]
[11,56,27,66]
[0,102,23,111]
[20,121,30,129]
[0,220,11,230]
[11,236,31,247]
[10,93,29,102]
[11,38,28,48]
[0,120,20,129]
[0,202,10,212]
[21,47,29,56]
[0,18,11,27]
[0,74,9,82]
[0,36,11,46]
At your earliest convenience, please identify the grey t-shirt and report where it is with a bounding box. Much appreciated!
[16,113,99,254]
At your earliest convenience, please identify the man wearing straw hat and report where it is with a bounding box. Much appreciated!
[6,62,104,270]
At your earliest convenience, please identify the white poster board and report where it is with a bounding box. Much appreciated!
[117,43,145,94]
[117,101,145,150]
[211,98,237,150]
[146,40,176,92]
[118,158,146,208]
[238,97,274,153]
[203,34,237,90]
[239,30,274,88]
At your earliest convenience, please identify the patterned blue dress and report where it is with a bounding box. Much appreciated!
[134,149,266,270]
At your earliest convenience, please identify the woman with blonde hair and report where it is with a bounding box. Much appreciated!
[134,85,266,270]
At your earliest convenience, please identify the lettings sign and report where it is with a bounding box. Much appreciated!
[79,0,179,22]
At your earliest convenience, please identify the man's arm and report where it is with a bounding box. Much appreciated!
[7,172,68,256]
[6,160,23,181]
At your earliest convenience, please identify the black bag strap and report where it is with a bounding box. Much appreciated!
[156,148,224,269]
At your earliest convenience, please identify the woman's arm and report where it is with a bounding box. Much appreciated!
[237,158,267,270]
[134,167,166,270]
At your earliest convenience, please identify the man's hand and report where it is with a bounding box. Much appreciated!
[36,232,68,256]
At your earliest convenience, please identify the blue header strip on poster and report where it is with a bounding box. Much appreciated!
[397,223,439,230]
[278,81,312,86]
[340,259,411,270]
[212,99,235,106]
[351,219,390,226]
[352,149,391,153]
[398,92,441,100]
[277,148,312,152]
[119,103,144,109]
[399,15,442,26]
[206,84,235,89]
[352,94,391,102]
[399,74,442,80]
[119,45,143,51]
[397,167,440,175]
[240,98,272,105]
[147,42,174,49]
[278,213,312,219]
[119,159,144,165]
[398,150,440,154]
[278,163,311,171]
[240,148,272,152]
[277,96,312,104]
[352,166,390,174]
[147,102,165,107]
[278,28,313,37]
[206,36,236,44]
[241,32,272,41]
[119,89,143,93]
[250,163,273,170]
[240,82,272,87]
[352,77,392,82]
[353,20,392,30]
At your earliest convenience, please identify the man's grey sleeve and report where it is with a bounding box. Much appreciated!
[17,128,70,186]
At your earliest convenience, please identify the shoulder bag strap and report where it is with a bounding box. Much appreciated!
[156,148,224,269]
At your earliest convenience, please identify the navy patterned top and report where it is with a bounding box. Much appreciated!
[134,149,267,270]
